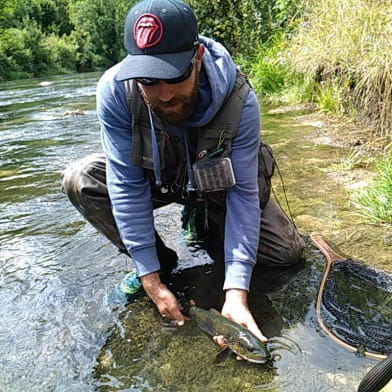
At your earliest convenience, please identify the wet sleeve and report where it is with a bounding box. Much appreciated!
[223,90,261,291]
[96,71,161,276]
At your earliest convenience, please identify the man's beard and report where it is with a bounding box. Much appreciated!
[143,72,199,125]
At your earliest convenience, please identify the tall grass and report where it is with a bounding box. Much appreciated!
[286,0,392,137]
[352,153,392,224]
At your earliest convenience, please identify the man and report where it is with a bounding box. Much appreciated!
[62,0,304,344]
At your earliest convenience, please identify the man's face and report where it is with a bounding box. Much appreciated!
[138,46,204,125]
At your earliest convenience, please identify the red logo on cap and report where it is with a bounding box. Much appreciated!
[133,14,163,49]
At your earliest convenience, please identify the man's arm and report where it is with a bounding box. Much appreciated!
[96,69,186,323]
[96,69,161,276]
[220,89,266,341]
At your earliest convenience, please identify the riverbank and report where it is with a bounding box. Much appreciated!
[264,104,392,273]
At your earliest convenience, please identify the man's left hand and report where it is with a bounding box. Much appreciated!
[213,288,268,352]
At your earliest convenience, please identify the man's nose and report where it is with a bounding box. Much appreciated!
[156,82,175,102]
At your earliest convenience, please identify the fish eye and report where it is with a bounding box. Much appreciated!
[237,340,255,353]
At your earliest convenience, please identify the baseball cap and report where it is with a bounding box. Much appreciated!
[116,0,199,81]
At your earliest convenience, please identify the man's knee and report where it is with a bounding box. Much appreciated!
[61,154,122,248]
[61,154,106,196]
[258,236,304,268]
[61,153,108,215]
[276,235,305,266]
[257,199,305,268]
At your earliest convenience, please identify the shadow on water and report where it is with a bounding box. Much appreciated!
[0,74,391,392]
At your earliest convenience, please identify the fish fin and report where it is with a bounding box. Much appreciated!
[215,346,232,363]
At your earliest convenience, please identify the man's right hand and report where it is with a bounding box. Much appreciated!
[140,272,188,326]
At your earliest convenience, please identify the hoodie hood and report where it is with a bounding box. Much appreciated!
[187,36,237,127]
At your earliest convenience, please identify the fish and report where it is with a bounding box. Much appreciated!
[189,305,271,364]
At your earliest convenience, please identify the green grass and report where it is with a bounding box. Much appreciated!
[352,153,392,224]
[235,33,316,104]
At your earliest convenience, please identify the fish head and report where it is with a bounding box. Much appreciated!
[227,331,271,364]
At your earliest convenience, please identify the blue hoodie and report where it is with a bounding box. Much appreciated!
[96,36,261,291]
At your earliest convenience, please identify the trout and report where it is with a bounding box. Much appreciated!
[189,305,271,364]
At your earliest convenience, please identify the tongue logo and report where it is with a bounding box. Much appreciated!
[133,14,163,49]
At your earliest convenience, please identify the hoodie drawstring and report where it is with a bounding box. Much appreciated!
[182,130,197,192]
[147,108,163,189]
[148,111,196,193]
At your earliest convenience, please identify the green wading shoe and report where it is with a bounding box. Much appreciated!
[107,271,145,306]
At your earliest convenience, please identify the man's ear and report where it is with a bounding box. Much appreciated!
[196,44,205,71]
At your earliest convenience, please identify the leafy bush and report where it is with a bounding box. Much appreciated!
[43,34,77,72]
[0,28,33,80]
[68,0,120,67]
[0,0,304,80]
[189,0,302,57]
[0,22,55,80]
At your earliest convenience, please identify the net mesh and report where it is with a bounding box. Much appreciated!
[321,260,392,355]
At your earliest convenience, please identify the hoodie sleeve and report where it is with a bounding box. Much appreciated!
[223,89,261,291]
[96,66,161,276]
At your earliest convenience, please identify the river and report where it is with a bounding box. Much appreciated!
[0,72,390,392]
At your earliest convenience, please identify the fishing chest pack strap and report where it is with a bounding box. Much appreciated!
[124,71,275,208]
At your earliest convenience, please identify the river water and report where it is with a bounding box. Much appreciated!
[0,73,391,392]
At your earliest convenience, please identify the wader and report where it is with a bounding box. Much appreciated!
[62,74,304,274]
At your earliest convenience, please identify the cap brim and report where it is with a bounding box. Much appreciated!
[115,50,195,82]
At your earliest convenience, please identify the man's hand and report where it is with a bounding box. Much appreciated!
[213,288,268,350]
[140,272,188,326]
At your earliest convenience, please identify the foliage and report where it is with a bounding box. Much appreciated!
[316,81,346,115]
[0,23,54,79]
[237,36,289,95]
[235,33,316,104]
[25,0,73,35]
[353,152,392,224]
[68,0,120,68]
[0,1,17,29]
[43,34,76,72]
[0,0,303,81]
[0,0,134,80]
[188,0,302,57]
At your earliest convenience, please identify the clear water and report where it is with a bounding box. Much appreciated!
[0,73,390,392]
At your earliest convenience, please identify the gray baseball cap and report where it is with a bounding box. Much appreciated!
[116,0,199,81]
